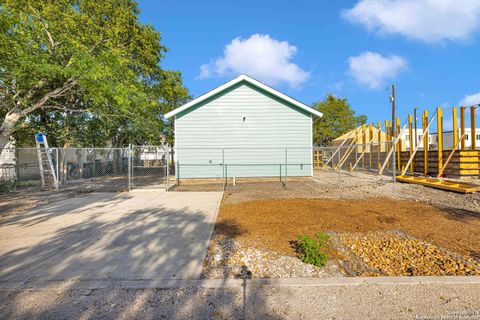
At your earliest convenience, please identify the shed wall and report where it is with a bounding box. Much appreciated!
[175,83,313,178]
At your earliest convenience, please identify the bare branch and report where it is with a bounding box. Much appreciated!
[28,4,59,51]
[12,76,79,117]
[43,105,85,113]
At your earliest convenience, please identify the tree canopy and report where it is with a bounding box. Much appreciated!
[0,0,189,150]
[312,94,367,146]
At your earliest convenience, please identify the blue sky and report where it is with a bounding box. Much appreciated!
[138,0,480,126]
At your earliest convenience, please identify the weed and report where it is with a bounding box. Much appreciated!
[295,232,330,267]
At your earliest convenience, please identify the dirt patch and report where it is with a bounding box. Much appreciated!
[176,170,480,213]
[216,197,480,259]
[0,190,91,219]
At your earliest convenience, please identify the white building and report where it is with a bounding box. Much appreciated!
[397,127,480,150]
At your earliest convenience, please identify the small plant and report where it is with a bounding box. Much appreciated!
[0,180,19,193]
[295,232,330,267]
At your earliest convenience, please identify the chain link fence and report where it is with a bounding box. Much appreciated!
[0,147,132,192]
[314,140,397,176]
[173,147,314,190]
[0,142,399,193]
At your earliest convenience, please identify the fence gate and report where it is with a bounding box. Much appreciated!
[130,146,169,189]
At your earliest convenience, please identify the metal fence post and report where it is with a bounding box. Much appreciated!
[55,148,59,191]
[337,147,341,177]
[225,164,228,191]
[176,160,180,186]
[128,144,132,190]
[279,164,282,183]
[222,149,225,190]
[165,145,169,191]
[284,148,288,189]
[355,145,358,176]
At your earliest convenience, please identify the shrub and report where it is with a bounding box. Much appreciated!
[0,180,17,193]
[295,232,330,267]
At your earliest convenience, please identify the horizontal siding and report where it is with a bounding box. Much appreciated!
[175,83,312,178]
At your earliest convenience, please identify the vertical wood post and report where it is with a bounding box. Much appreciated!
[396,117,401,171]
[423,110,429,175]
[452,107,458,150]
[460,106,466,150]
[471,106,476,150]
[385,120,389,151]
[377,121,382,169]
[408,114,413,173]
[437,106,443,174]
[369,124,373,168]
[362,124,366,168]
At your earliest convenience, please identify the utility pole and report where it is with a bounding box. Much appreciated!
[390,84,396,182]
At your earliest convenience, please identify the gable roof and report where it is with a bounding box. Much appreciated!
[333,126,387,142]
[163,74,323,119]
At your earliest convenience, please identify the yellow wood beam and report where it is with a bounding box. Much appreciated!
[396,117,401,171]
[460,106,465,150]
[377,121,382,169]
[408,114,413,173]
[362,124,366,168]
[385,120,390,150]
[423,110,429,175]
[471,106,476,150]
[437,106,443,174]
[452,107,458,150]
[369,124,373,168]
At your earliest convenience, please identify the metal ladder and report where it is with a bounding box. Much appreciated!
[35,133,58,190]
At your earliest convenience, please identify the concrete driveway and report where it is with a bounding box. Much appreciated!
[0,191,223,283]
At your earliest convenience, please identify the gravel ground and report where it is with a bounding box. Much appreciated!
[1,281,480,319]
[338,231,480,277]
[201,234,344,278]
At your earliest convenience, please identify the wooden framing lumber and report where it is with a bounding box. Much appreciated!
[460,106,465,150]
[377,121,382,169]
[322,130,355,168]
[452,107,458,150]
[437,133,465,177]
[437,106,443,173]
[423,110,429,175]
[338,128,368,169]
[369,124,373,168]
[396,117,401,171]
[408,114,413,173]
[351,134,374,171]
[378,123,407,175]
[396,175,480,193]
[385,120,390,151]
[401,109,437,176]
[471,106,476,150]
[362,124,366,168]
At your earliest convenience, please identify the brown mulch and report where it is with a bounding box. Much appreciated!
[216,197,480,259]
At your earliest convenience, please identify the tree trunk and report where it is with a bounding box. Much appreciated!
[0,77,78,154]
[0,111,22,154]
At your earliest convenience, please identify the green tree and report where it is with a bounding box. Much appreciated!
[312,94,367,146]
[0,0,188,151]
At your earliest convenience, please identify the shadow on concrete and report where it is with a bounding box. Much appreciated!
[0,192,285,319]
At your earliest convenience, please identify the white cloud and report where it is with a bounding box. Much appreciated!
[459,92,480,106]
[327,81,344,92]
[347,52,408,89]
[342,0,480,43]
[198,34,309,88]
